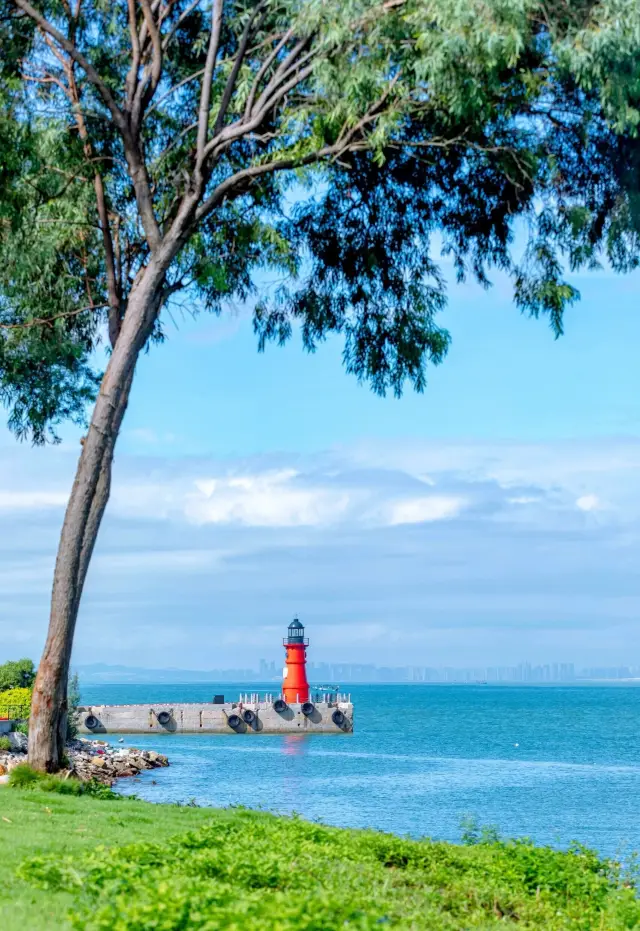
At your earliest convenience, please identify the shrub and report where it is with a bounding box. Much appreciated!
[0,687,32,719]
[0,736,11,751]
[8,763,119,800]
[8,763,40,789]
[13,721,28,735]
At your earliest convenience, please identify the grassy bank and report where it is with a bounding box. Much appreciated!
[1,786,640,930]
[0,786,211,930]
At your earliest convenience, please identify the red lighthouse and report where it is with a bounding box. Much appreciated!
[282,617,310,703]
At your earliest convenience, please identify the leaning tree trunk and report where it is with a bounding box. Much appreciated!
[28,264,166,772]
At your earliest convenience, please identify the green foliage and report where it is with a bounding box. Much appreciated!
[0,31,101,444]
[0,736,11,751]
[0,658,36,691]
[8,763,119,800]
[557,0,640,135]
[16,808,640,930]
[0,686,32,719]
[7,763,40,789]
[13,721,28,736]
[80,779,121,801]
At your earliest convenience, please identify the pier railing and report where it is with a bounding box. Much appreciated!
[238,692,351,707]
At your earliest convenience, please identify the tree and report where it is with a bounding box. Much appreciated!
[0,658,37,690]
[1,0,639,770]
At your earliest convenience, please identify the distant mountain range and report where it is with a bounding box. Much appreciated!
[74,663,271,684]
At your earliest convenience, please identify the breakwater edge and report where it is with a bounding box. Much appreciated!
[0,730,168,785]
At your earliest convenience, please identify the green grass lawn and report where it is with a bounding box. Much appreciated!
[0,787,213,930]
[2,784,640,930]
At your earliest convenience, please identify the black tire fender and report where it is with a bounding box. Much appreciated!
[332,709,346,728]
[301,701,315,716]
[273,699,287,713]
[227,714,242,729]
[84,714,99,730]
[157,711,171,726]
[242,709,256,725]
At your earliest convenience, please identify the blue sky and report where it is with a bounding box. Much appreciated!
[1,258,640,672]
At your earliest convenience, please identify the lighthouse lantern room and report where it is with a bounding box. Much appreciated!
[282,617,310,703]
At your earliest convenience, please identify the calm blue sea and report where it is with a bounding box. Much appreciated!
[80,682,640,857]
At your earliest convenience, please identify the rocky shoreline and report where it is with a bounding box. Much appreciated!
[0,731,169,785]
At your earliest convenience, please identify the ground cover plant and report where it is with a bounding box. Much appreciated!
[2,787,640,930]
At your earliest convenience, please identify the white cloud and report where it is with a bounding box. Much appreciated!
[184,472,465,528]
[186,469,351,527]
[346,438,640,523]
[111,482,180,519]
[576,494,600,512]
[386,495,465,526]
[0,490,68,510]
[125,428,177,445]
[94,549,227,573]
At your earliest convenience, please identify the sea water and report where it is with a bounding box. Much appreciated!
[80,682,640,857]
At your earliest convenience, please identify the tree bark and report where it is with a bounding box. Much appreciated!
[28,264,165,771]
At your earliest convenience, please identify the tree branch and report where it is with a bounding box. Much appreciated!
[195,74,402,226]
[211,4,266,137]
[202,63,314,163]
[0,303,108,331]
[251,34,312,116]
[13,0,128,135]
[162,0,201,51]
[146,66,205,116]
[132,0,164,127]
[125,0,142,109]
[243,27,293,120]
[65,54,123,345]
[153,120,198,167]
[196,0,224,165]
[195,140,364,223]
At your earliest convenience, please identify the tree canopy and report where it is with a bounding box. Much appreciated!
[1,0,639,444]
[0,658,37,691]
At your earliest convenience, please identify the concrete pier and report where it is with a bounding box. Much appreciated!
[77,695,353,735]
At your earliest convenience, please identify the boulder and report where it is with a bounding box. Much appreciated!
[58,738,170,785]
[8,732,27,753]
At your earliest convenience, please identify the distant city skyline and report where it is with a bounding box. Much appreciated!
[73,659,640,685]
